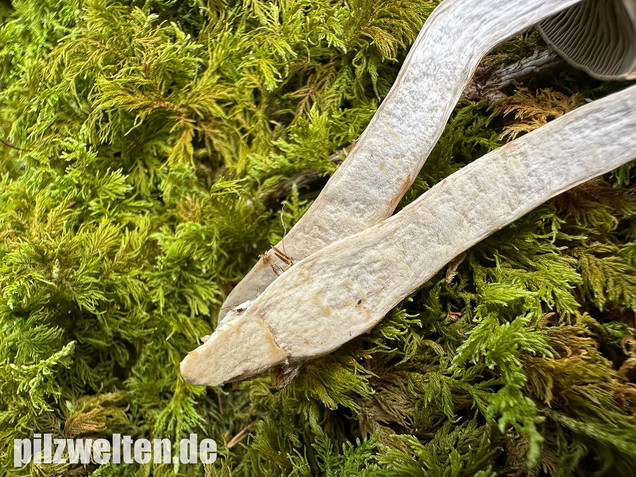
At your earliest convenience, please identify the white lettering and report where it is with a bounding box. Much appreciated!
[180,434,198,464]
[199,438,217,464]
[13,439,31,467]
[52,439,66,464]
[66,438,93,464]
[93,438,111,464]
[121,435,134,464]
[153,438,171,464]
[134,439,151,464]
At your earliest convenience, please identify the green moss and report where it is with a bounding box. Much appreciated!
[0,1,634,475]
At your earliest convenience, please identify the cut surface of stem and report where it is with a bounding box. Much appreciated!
[181,85,636,386]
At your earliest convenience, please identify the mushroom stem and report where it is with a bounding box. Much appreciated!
[181,84,636,386]
[219,0,584,320]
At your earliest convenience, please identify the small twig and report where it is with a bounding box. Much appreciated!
[271,364,301,389]
[262,149,346,209]
[0,138,32,152]
[463,49,565,101]
[226,421,257,449]
[445,252,466,283]
[216,391,223,414]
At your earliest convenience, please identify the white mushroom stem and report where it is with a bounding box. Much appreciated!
[181,85,636,386]
[219,0,584,320]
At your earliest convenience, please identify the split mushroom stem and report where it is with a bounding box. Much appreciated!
[218,0,586,320]
[181,84,636,386]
